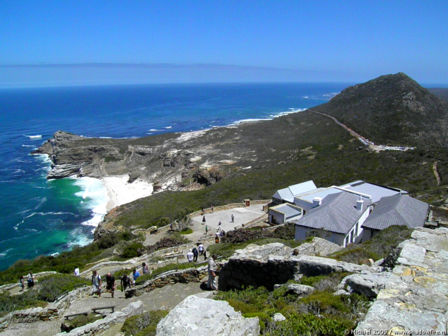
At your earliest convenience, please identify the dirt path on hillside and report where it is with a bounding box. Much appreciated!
[433,161,441,186]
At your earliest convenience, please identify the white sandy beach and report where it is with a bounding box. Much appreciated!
[102,175,154,211]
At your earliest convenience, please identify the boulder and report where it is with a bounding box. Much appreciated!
[296,237,342,256]
[272,313,286,322]
[156,295,260,336]
[285,284,315,296]
[338,272,403,299]
[293,255,382,276]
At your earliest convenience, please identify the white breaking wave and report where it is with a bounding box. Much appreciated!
[165,125,173,129]
[73,177,108,230]
[22,144,37,148]
[149,128,160,132]
[67,228,92,247]
[26,135,42,140]
[0,248,13,257]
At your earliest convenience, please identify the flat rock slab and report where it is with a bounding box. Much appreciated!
[355,227,448,334]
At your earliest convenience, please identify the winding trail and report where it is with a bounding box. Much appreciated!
[313,111,415,152]
[433,161,441,186]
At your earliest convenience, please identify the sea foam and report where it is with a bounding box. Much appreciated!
[73,177,108,230]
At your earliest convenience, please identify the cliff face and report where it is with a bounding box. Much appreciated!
[312,73,448,147]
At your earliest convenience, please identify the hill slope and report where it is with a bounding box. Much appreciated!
[312,73,448,147]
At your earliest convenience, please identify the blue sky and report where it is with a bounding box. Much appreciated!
[1,0,447,87]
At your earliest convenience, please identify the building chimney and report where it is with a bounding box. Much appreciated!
[312,197,322,207]
[356,199,364,211]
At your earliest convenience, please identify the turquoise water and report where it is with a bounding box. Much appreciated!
[0,82,348,270]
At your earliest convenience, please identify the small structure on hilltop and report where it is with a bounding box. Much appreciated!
[272,180,317,204]
[268,203,303,224]
[269,180,429,246]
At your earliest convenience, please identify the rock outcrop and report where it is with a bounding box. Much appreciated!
[218,243,381,291]
[156,295,260,336]
[355,227,448,333]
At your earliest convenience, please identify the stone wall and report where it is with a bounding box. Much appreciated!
[218,243,380,291]
[126,266,208,298]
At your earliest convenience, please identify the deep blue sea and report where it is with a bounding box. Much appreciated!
[0,82,348,270]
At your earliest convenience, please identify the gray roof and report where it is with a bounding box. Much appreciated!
[293,192,372,234]
[339,180,404,203]
[294,187,342,204]
[363,194,428,231]
[269,203,302,219]
[273,180,316,203]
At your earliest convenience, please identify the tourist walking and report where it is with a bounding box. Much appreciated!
[19,276,24,291]
[207,254,217,290]
[231,214,234,223]
[198,243,204,255]
[121,274,131,292]
[132,269,140,286]
[202,215,206,224]
[91,270,102,297]
[105,272,115,298]
[27,272,34,288]
[74,267,80,277]
[192,247,198,262]
[186,250,194,262]
[142,262,149,274]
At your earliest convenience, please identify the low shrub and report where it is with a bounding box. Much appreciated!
[216,285,369,335]
[0,291,46,316]
[121,310,168,336]
[121,242,145,259]
[179,227,193,235]
[37,274,90,302]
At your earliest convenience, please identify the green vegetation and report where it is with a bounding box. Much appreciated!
[37,274,90,302]
[0,233,119,285]
[121,242,145,258]
[179,227,193,235]
[298,272,351,291]
[121,310,168,336]
[215,285,369,335]
[0,274,89,315]
[61,313,102,332]
[0,291,46,317]
[330,225,412,264]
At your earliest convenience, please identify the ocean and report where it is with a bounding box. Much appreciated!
[0,82,348,270]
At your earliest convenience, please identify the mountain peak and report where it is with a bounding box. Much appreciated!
[313,73,448,147]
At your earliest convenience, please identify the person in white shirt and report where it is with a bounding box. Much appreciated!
[198,243,204,255]
[207,254,217,290]
[187,250,194,262]
[74,267,80,277]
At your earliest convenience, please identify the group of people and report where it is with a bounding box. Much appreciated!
[186,243,207,262]
[89,262,151,298]
[202,213,234,244]
[18,272,35,291]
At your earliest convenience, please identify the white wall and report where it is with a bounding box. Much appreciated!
[268,211,285,224]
